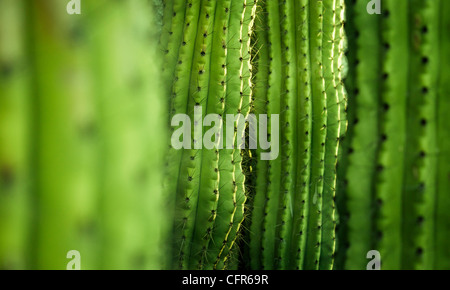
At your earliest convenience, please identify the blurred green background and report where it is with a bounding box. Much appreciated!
[0,0,169,269]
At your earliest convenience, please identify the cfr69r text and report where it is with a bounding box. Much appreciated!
[226,275,269,285]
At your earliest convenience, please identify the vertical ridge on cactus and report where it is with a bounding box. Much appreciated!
[278,0,299,270]
[304,0,327,270]
[260,0,283,270]
[196,0,231,270]
[187,0,218,270]
[436,0,450,271]
[248,0,269,270]
[338,0,380,270]
[210,0,244,270]
[401,0,440,270]
[337,0,450,270]
[371,0,409,270]
[165,0,201,270]
[175,0,207,269]
[291,0,313,270]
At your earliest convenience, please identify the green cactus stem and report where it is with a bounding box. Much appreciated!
[337,0,449,270]
[248,0,347,270]
[162,0,257,270]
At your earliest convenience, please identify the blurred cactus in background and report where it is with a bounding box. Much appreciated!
[0,0,169,270]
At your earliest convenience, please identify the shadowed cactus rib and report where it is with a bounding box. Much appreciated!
[214,0,257,270]
[416,0,440,270]
[177,0,212,270]
[436,0,450,271]
[338,0,450,270]
[402,0,440,270]
[248,1,269,270]
[374,0,409,270]
[340,0,381,270]
[166,0,201,270]
[261,0,283,270]
[336,1,348,138]
[210,0,244,270]
[161,0,193,267]
[198,0,231,270]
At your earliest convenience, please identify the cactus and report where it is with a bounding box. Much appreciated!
[337,0,450,270]
[247,0,348,270]
[162,0,257,270]
[0,0,168,270]
[1,0,450,271]
[436,0,450,271]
